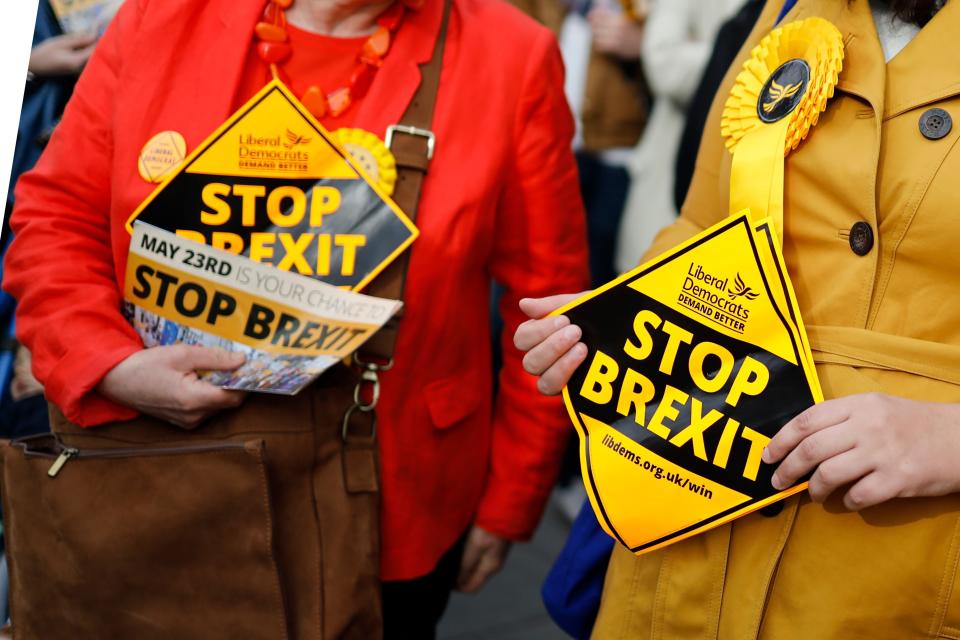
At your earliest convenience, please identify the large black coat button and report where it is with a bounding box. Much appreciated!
[920,108,952,140]
[849,221,874,256]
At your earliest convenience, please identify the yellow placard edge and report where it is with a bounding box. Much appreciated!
[752,218,825,402]
[124,79,420,293]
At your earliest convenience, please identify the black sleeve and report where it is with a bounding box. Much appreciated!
[673,0,766,211]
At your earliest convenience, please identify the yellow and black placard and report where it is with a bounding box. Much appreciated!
[555,213,823,555]
[126,79,418,291]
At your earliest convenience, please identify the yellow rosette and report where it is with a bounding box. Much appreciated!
[721,17,844,238]
[334,128,399,196]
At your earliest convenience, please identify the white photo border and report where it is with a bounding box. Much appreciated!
[0,1,41,224]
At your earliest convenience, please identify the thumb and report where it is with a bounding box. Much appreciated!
[175,346,246,372]
[61,31,99,49]
[456,538,483,590]
[519,293,584,320]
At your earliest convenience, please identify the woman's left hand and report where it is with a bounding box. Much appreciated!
[763,393,960,511]
[456,526,511,593]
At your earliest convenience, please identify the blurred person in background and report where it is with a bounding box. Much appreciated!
[563,0,648,288]
[615,0,745,273]
[509,0,649,519]
[673,0,765,210]
[508,0,647,293]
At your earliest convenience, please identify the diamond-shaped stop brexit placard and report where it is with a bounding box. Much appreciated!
[126,79,418,291]
[556,213,823,555]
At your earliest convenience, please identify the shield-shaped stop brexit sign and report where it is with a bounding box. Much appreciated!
[557,213,823,554]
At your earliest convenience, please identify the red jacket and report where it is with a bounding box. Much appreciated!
[3,0,588,580]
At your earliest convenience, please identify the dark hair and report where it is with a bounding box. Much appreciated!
[886,0,942,26]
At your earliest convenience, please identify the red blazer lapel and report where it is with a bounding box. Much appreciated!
[185,0,266,141]
[113,0,263,214]
[127,0,263,148]
[353,0,446,140]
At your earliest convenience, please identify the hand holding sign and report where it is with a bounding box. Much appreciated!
[523,17,846,555]
[516,294,588,395]
[97,345,247,429]
[764,393,960,511]
[123,224,403,395]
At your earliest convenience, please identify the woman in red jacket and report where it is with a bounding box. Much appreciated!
[2,0,588,637]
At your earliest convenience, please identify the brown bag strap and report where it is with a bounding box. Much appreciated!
[358,0,451,361]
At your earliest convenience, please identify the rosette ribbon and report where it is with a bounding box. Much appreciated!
[721,17,844,239]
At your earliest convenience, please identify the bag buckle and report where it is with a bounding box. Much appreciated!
[385,124,436,160]
[342,356,394,441]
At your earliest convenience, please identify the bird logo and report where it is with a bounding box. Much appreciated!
[728,273,760,300]
[284,129,312,148]
[762,79,803,114]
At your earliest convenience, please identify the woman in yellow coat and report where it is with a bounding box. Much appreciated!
[515,0,960,637]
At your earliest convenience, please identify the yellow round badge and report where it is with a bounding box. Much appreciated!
[334,128,398,196]
[138,131,187,183]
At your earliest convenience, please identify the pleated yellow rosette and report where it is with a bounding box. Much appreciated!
[333,128,399,196]
[721,17,844,238]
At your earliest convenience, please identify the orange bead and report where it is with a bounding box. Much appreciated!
[255,21,288,42]
[263,3,287,26]
[301,86,327,119]
[378,3,404,30]
[363,26,391,59]
[351,64,377,99]
[257,41,292,64]
[273,66,291,86]
[360,52,383,68]
[327,88,352,117]
[273,0,293,8]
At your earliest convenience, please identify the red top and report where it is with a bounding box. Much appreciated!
[237,24,367,130]
[4,0,589,581]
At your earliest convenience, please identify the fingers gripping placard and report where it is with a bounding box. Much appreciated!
[556,214,823,554]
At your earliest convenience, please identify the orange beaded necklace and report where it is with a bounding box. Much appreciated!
[255,0,420,120]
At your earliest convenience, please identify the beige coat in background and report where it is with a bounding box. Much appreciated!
[506,0,650,151]
[615,0,745,273]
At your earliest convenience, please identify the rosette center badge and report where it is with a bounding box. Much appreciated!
[758,59,810,123]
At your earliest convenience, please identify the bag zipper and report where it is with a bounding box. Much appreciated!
[14,437,254,478]
[47,448,79,477]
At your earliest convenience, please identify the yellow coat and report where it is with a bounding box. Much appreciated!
[593,0,960,638]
